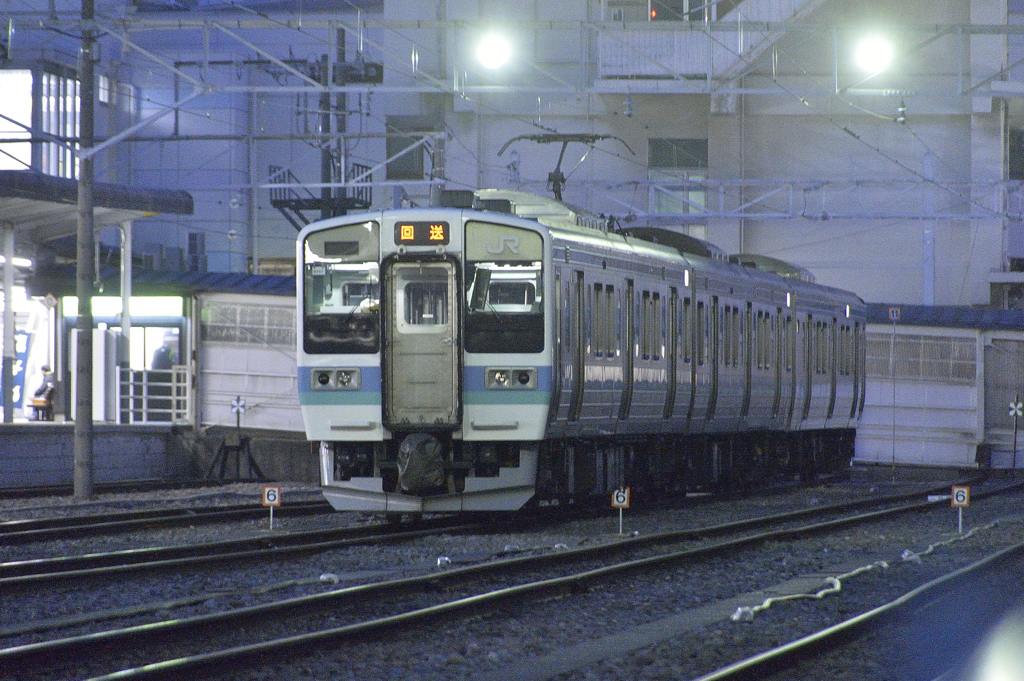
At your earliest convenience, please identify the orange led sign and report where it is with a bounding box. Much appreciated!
[394,221,450,246]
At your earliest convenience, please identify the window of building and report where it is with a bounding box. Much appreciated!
[648,138,708,216]
[0,70,33,171]
[98,74,110,105]
[41,69,80,179]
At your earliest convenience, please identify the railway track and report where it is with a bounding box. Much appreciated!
[0,479,220,500]
[0,499,335,545]
[694,542,1024,681]
[1,480,1011,681]
[0,514,483,586]
[0,480,970,586]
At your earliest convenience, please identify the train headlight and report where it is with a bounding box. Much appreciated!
[486,367,537,390]
[310,368,361,390]
[334,368,361,390]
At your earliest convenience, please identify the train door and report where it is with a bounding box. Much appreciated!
[548,269,562,425]
[618,279,635,420]
[741,302,753,419]
[801,314,813,422]
[785,314,797,428]
[383,260,460,429]
[569,270,586,422]
[664,288,678,419]
[850,322,862,419]
[771,308,782,420]
[706,296,719,422]
[827,318,838,420]
[686,297,704,431]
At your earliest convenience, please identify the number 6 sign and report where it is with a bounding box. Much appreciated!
[263,485,281,530]
[612,487,630,509]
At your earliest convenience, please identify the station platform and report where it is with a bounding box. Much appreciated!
[0,422,317,489]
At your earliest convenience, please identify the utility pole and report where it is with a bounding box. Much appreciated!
[75,0,96,502]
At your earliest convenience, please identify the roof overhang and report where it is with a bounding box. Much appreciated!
[0,170,193,243]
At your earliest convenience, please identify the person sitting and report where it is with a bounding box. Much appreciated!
[31,365,55,421]
[151,343,175,370]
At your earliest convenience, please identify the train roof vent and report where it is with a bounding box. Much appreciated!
[618,227,727,261]
[437,190,476,208]
[472,198,514,214]
[728,254,816,283]
[474,189,578,222]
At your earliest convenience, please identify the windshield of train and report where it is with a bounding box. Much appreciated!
[303,221,380,354]
[465,221,544,353]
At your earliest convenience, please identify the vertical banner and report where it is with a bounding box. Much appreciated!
[1,330,30,409]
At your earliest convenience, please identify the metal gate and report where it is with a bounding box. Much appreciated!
[384,260,460,429]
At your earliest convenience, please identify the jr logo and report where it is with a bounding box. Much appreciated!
[486,236,520,255]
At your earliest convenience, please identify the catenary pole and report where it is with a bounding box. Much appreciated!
[75,0,96,502]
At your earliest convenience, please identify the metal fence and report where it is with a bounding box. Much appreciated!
[118,366,191,424]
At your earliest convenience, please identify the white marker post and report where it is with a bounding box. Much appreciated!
[611,487,630,535]
[951,485,969,534]
[263,485,281,530]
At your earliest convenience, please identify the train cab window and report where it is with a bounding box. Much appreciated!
[302,221,380,354]
[465,221,544,353]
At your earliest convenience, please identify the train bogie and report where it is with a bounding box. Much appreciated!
[297,190,865,513]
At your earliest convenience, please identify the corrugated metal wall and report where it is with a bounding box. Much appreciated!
[197,293,301,432]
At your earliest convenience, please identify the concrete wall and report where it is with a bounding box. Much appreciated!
[0,423,194,488]
[194,426,318,484]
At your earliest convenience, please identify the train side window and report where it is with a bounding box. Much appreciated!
[696,300,706,365]
[640,291,662,361]
[754,310,763,370]
[737,305,745,366]
[653,292,662,360]
[722,305,731,367]
[606,285,617,357]
[838,325,847,375]
[682,297,692,363]
[724,305,740,368]
[753,311,760,369]
[784,316,793,372]
[641,291,651,359]
[592,283,617,358]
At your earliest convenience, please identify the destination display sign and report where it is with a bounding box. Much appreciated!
[395,221,450,245]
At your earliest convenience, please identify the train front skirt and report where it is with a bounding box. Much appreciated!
[319,450,539,512]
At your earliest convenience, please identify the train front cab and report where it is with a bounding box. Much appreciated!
[298,212,550,513]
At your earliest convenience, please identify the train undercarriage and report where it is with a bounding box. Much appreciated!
[320,428,856,513]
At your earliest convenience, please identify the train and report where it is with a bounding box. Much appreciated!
[296,189,866,513]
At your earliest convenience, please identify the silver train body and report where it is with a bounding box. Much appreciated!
[297,191,866,513]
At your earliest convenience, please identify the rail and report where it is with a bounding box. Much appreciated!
[118,366,191,425]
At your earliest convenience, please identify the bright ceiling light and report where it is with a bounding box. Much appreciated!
[477,34,511,70]
[855,36,893,74]
[0,256,32,268]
